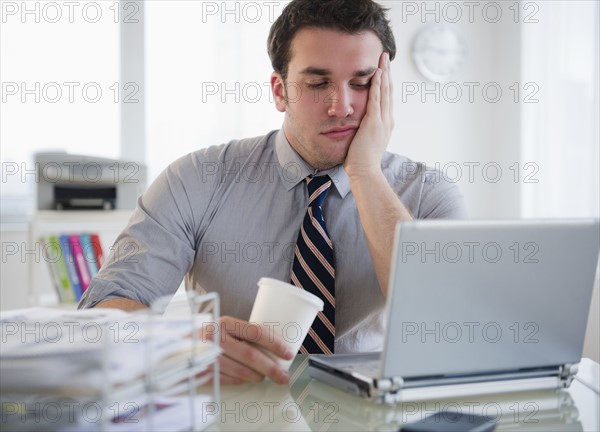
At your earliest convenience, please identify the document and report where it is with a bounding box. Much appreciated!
[1,307,220,431]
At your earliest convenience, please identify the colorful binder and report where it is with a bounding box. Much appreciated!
[79,234,99,278]
[59,235,83,301]
[69,235,91,293]
[45,235,75,303]
[90,234,105,268]
[46,232,106,302]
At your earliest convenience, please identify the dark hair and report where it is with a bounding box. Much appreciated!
[268,0,396,80]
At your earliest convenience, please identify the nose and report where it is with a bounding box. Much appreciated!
[327,85,354,118]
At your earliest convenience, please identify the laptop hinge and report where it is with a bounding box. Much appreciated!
[376,364,577,393]
[376,376,404,392]
[559,363,578,387]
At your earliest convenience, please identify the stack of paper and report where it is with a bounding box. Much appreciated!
[0,307,220,431]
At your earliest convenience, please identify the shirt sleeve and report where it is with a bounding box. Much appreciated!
[78,151,214,309]
[384,155,469,220]
[417,172,469,219]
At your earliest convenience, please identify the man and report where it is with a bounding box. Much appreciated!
[80,0,467,385]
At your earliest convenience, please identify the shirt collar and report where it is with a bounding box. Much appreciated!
[274,129,350,198]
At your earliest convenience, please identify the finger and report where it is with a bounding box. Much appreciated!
[228,342,289,384]
[388,53,394,129]
[378,50,387,69]
[195,364,245,386]
[220,331,290,384]
[218,351,265,383]
[241,320,294,361]
[221,316,294,361]
[368,68,382,120]
[380,52,391,125]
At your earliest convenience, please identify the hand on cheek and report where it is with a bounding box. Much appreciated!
[344,52,394,177]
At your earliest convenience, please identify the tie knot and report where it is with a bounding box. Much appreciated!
[306,175,332,207]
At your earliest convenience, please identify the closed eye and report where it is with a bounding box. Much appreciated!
[306,81,330,89]
[351,81,371,89]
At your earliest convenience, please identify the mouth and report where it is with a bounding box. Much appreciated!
[321,126,358,141]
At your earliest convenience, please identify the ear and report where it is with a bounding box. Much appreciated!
[271,71,287,113]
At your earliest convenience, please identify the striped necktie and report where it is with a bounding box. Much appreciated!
[291,175,335,354]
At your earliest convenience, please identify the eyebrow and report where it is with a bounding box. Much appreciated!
[299,66,378,77]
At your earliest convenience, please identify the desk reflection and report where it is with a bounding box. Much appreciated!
[207,356,591,431]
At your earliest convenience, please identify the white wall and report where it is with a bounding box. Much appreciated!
[0,224,30,310]
[385,4,516,218]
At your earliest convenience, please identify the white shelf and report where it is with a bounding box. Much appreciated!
[31,209,133,228]
[29,210,134,306]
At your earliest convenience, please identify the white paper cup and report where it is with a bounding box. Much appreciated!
[249,277,324,370]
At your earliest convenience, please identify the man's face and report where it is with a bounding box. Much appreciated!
[271,28,383,170]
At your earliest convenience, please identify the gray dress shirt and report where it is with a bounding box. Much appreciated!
[80,129,468,352]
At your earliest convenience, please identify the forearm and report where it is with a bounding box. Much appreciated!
[94,298,148,312]
[348,168,412,296]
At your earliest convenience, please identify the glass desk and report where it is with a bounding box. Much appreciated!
[205,356,599,431]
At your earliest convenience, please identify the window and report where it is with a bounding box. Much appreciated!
[145,1,284,181]
[521,1,599,217]
[1,1,121,216]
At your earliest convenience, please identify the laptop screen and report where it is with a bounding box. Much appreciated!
[382,219,599,379]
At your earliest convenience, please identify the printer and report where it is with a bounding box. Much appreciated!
[35,152,147,210]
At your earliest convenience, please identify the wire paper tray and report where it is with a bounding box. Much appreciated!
[0,292,221,431]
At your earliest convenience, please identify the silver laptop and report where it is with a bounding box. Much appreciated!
[308,219,600,404]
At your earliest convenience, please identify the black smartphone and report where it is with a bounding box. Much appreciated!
[401,412,497,432]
